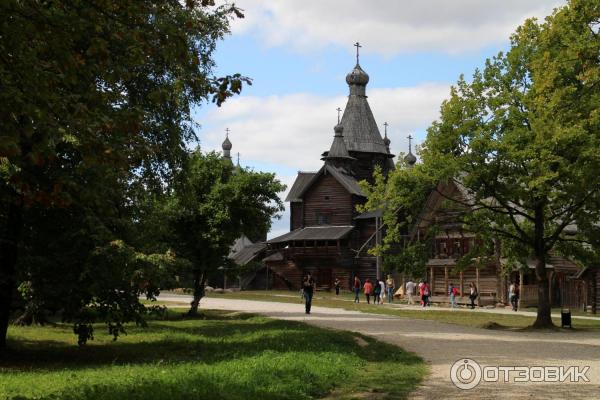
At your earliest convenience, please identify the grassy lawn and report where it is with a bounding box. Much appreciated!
[1,310,427,400]
[204,290,600,330]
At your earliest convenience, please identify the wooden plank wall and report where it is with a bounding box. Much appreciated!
[355,256,378,284]
[267,260,303,290]
[303,175,353,226]
[290,202,303,230]
[428,265,499,298]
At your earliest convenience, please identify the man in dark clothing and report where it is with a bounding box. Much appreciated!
[303,273,315,314]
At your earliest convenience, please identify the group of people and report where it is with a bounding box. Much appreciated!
[301,272,518,313]
[405,279,431,307]
[352,275,396,304]
[404,279,479,309]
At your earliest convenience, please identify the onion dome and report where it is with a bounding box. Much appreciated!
[383,122,391,148]
[222,136,232,151]
[222,129,232,160]
[404,151,417,166]
[346,63,370,86]
[404,134,417,166]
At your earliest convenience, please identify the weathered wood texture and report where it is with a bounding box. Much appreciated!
[303,174,353,226]
[290,202,303,231]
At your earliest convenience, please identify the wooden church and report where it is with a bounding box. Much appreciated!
[262,50,415,291]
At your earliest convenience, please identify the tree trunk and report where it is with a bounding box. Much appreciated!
[533,258,554,328]
[532,205,554,328]
[0,200,23,349]
[188,271,206,315]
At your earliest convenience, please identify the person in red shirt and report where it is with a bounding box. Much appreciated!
[363,278,374,304]
[421,280,430,307]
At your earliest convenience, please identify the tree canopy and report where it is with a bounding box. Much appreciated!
[363,0,600,328]
[0,0,258,347]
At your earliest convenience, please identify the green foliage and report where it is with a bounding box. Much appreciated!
[422,0,599,326]
[358,162,433,276]
[159,150,285,309]
[0,0,253,345]
[361,0,599,327]
[2,311,426,400]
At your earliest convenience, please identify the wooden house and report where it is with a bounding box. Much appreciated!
[414,179,586,308]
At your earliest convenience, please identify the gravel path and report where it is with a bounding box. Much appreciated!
[160,294,600,399]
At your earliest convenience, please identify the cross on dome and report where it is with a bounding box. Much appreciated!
[354,41,362,64]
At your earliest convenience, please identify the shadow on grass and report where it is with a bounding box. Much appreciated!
[2,313,422,374]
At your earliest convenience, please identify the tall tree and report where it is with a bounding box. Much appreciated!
[358,163,432,279]
[165,151,285,314]
[0,0,249,347]
[420,0,600,327]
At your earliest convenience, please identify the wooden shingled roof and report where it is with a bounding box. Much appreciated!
[229,243,266,266]
[267,225,354,244]
[284,171,317,202]
[339,77,388,155]
[285,165,363,203]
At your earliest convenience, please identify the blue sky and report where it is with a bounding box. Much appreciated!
[193,0,563,239]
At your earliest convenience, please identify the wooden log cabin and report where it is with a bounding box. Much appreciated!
[263,55,409,291]
[412,180,501,305]
[414,179,588,308]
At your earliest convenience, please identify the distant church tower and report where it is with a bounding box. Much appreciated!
[335,42,394,181]
[222,128,232,161]
[404,134,417,166]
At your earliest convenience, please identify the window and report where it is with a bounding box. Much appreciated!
[317,213,331,225]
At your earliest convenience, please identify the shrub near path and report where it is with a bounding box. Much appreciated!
[1,310,426,400]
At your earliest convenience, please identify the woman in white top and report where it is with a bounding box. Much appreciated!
[379,279,386,304]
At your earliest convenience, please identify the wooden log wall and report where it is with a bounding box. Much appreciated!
[290,202,303,230]
[303,175,353,226]
[267,260,303,290]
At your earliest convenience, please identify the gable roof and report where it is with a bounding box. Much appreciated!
[285,172,317,202]
[229,243,267,266]
[292,164,363,201]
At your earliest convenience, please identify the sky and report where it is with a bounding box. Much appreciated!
[194,0,564,239]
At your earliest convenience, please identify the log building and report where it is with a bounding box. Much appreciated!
[263,55,413,290]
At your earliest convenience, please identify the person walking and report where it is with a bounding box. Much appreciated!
[386,274,395,303]
[353,276,361,303]
[379,278,386,304]
[469,282,478,309]
[449,283,458,308]
[421,280,430,307]
[302,273,315,314]
[363,278,374,304]
[334,277,341,296]
[373,278,381,304]
[509,281,519,311]
[405,279,416,305]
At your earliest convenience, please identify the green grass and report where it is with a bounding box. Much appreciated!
[203,290,600,330]
[1,310,426,400]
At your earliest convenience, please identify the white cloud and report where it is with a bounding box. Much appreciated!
[200,82,450,239]
[229,0,563,55]
[200,82,450,171]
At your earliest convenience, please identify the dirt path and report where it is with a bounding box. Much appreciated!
[161,295,600,399]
